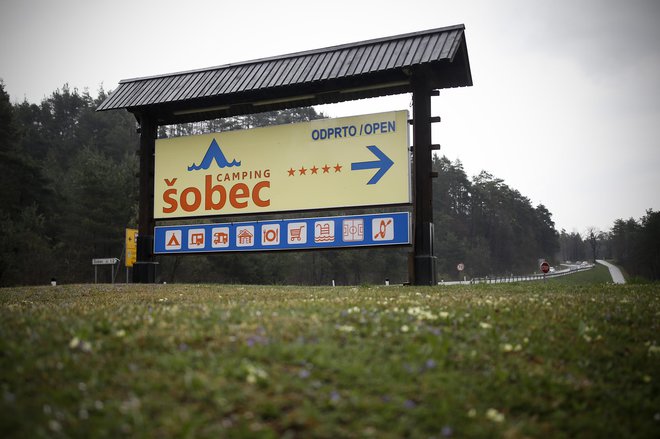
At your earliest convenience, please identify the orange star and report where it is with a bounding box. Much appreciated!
[299,166,307,175]
[334,163,342,173]
[310,165,319,175]
[287,168,296,176]
[322,164,330,173]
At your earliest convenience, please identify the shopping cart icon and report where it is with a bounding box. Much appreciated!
[287,223,307,244]
[289,225,305,241]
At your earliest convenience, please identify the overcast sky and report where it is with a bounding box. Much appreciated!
[1,0,658,233]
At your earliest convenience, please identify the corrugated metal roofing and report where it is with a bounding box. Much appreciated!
[97,25,471,123]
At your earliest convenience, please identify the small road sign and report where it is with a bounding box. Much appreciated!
[92,258,119,284]
[457,263,465,271]
[125,229,138,267]
[92,258,119,265]
[540,261,550,274]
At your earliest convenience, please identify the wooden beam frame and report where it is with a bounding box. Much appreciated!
[411,69,438,285]
[133,115,158,283]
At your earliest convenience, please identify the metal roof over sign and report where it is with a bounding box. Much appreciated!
[97,25,471,124]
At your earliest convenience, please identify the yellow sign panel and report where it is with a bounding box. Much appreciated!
[125,228,138,267]
[154,110,410,219]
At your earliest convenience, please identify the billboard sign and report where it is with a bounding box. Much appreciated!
[154,111,410,219]
[154,212,410,254]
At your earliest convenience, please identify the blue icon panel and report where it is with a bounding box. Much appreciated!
[154,212,410,254]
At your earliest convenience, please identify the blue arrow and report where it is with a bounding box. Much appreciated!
[351,145,394,185]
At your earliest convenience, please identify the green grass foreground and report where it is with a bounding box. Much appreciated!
[1,283,658,438]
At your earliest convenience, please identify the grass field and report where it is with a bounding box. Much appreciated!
[548,264,613,285]
[1,282,659,438]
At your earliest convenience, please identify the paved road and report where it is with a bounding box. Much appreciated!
[596,260,626,284]
[438,265,595,285]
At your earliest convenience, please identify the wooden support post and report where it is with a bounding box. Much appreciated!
[410,71,437,286]
[133,114,159,283]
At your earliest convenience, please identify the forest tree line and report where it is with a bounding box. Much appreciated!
[1,81,656,286]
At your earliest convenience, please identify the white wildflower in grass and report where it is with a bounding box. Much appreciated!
[115,329,126,338]
[48,419,62,432]
[578,322,603,343]
[347,306,360,314]
[479,322,492,330]
[486,408,505,423]
[69,337,92,353]
[648,345,660,356]
[244,363,268,384]
[69,337,80,349]
[407,306,437,321]
[119,394,141,414]
[400,325,410,333]
[337,325,355,333]
[467,408,477,418]
[439,311,450,319]
[501,343,523,353]
[78,407,89,420]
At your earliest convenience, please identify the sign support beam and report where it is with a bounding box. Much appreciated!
[133,114,159,283]
[411,70,437,285]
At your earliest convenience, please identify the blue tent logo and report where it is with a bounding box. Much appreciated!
[188,138,241,171]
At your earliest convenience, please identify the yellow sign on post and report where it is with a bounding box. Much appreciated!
[125,228,138,267]
[154,111,410,219]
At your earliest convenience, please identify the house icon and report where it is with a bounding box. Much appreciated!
[237,227,254,246]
